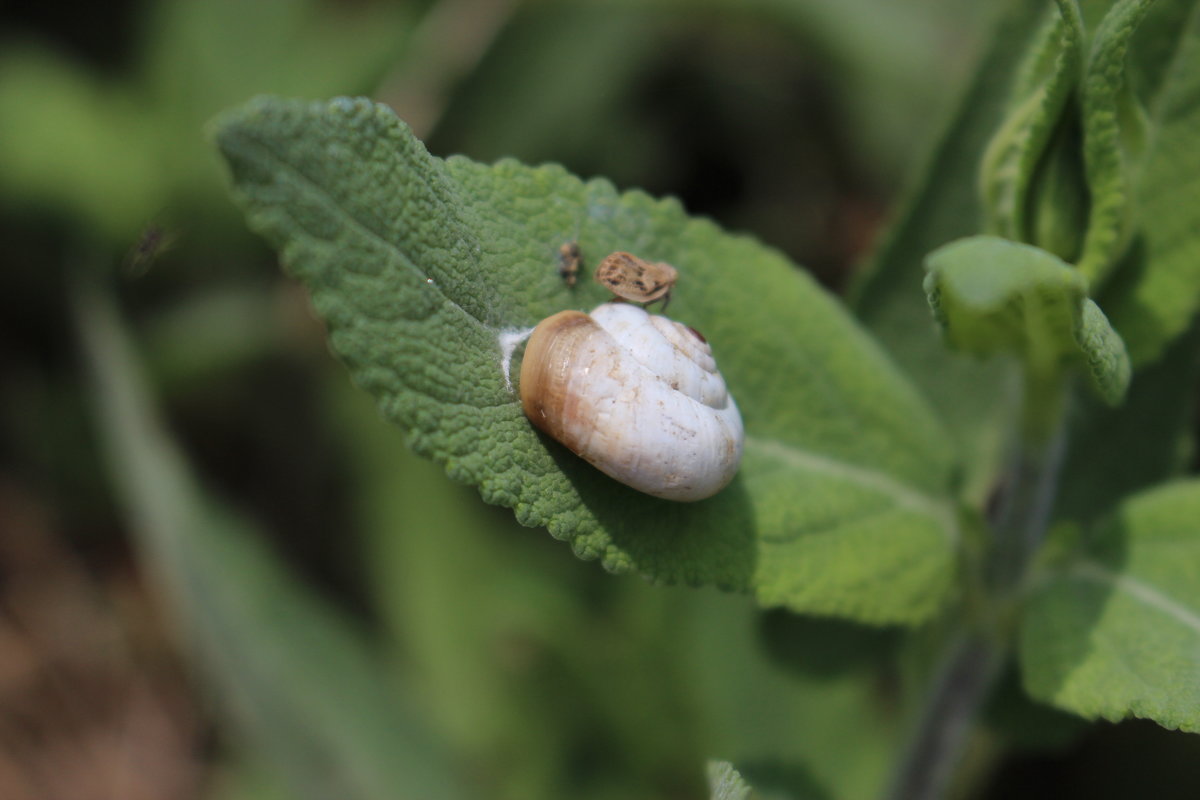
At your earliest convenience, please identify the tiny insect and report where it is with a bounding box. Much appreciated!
[594,251,678,308]
[558,242,582,287]
[124,223,178,276]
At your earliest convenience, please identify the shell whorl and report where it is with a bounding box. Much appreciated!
[519,303,743,501]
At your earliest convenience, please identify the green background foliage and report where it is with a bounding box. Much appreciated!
[3,1,1199,799]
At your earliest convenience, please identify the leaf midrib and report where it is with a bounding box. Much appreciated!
[1068,559,1200,635]
[746,436,958,543]
[227,126,493,333]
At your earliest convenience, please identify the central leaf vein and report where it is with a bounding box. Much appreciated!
[745,436,957,542]
[1069,560,1200,635]
[241,132,494,333]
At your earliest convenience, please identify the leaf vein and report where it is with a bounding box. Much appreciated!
[1069,560,1200,636]
[234,129,492,333]
[745,436,957,543]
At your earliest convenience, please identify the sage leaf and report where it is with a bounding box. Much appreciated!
[76,287,469,800]
[708,761,755,800]
[850,0,1050,500]
[1101,0,1200,365]
[213,96,959,624]
[1021,480,1200,733]
[1056,324,1200,526]
[1076,0,1156,283]
[979,1,1083,247]
[924,235,1130,404]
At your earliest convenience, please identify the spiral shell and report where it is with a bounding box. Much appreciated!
[519,302,743,501]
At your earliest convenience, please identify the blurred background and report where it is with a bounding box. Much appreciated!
[2,1,1198,798]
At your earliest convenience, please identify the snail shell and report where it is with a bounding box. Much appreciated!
[519,302,743,501]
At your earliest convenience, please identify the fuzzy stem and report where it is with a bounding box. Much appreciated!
[884,635,1002,800]
[883,367,1068,800]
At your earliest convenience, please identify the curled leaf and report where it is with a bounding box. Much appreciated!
[924,235,1130,404]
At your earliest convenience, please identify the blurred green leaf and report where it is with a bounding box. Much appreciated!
[1076,0,1155,284]
[332,376,595,799]
[849,0,1049,501]
[1055,323,1200,526]
[730,0,994,181]
[1020,480,1200,733]
[709,761,755,800]
[429,3,659,168]
[0,0,412,243]
[979,2,1082,247]
[214,95,960,624]
[0,47,168,239]
[76,284,469,800]
[1100,0,1200,365]
[982,663,1091,751]
[757,609,901,679]
[924,236,1130,404]
[1023,108,1089,263]
[678,591,893,800]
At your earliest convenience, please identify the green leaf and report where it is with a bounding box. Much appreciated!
[849,0,1051,501]
[1100,0,1200,365]
[979,2,1083,246]
[1055,323,1200,526]
[0,46,168,240]
[0,0,411,243]
[708,761,755,800]
[75,285,469,800]
[1076,0,1156,284]
[923,235,1130,403]
[1020,480,1200,733]
[679,592,894,799]
[428,4,661,172]
[213,96,959,625]
[707,759,824,800]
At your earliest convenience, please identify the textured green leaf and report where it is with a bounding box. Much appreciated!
[979,2,1083,246]
[1021,480,1200,733]
[76,287,468,800]
[213,96,959,624]
[1076,0,1156,283]
[1025,111,1090,264]
[708,761,755,800]
[924,236,1130,403]
[1101,0,1200,364]
[849,0,1049,501]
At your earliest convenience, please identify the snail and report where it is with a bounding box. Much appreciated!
[519,302,743,501]
[594,251,679,308]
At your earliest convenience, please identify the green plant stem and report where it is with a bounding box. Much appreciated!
[885,634,1003,800]
[884,367,1068,800]
[989,374,1068,595]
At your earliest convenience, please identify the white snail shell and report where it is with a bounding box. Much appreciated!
[519,302,743,501]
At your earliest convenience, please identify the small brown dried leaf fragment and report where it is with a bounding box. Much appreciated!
[594,251,678,307]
